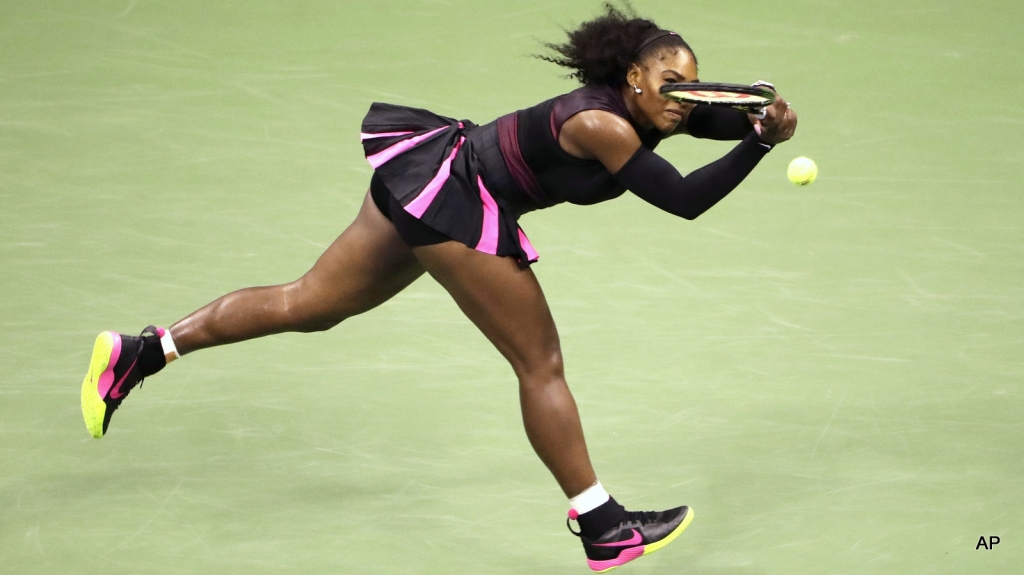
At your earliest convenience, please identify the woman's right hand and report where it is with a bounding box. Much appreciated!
[751,95,797,145]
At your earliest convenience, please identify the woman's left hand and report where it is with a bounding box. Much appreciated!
[750,94,797,145]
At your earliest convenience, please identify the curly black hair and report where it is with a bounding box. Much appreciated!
[537,3,695,87]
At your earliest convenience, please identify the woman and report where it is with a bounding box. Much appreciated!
[80,5,796,572]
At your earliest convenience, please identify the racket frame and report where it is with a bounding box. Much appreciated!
[659,82,776,114]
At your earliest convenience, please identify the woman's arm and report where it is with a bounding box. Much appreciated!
[560,96,797,219]
[615,133,772,219]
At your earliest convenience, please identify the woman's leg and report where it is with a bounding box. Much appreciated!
[170,190,424,355]
[410,241,695,569]
[83,190,425,438]
[410,240,597,498]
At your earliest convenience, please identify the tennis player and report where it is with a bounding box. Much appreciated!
[81,5,796,571]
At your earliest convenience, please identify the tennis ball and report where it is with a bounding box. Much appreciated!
[787,157,818,185]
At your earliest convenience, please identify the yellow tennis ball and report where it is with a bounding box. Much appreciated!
[787,157,818,185]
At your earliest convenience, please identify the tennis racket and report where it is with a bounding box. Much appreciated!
[659,82,776,115]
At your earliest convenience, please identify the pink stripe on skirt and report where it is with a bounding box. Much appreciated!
[518,228,538,262]
[366,125,450,169]
[403,136,465,218]
[475,176,500,254]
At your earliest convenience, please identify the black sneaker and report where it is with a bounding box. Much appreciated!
[80,325,166,438]
[568,505,694,572]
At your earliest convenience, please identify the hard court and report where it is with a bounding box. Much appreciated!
[1,1,1021,573]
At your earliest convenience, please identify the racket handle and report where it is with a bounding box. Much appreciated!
[750,81,774,119]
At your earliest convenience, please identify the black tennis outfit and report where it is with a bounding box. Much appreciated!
[363,83,773,264]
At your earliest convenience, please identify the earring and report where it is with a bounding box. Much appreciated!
[633,85,642,94]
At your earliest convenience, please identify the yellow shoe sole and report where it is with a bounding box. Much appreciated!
[81,332,117,438]
[641,506,694,556]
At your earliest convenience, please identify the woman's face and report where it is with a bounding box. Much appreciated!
[627,48,699,132]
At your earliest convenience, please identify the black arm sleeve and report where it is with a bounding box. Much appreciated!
[685,105,754,140]
[614,132,772,220]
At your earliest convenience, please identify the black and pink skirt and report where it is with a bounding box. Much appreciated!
[360,103,538,265]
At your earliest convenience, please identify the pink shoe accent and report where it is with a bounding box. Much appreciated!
[587,546,645,572]
[155,326,166,337]
[594,529,642,547]
[568,509,579,520]
[95,333,122,398]
[517,228,538,262]
[366,125,450,169]
[474,175,499,255]
[403,136,465,218]
[360,130,414,141]
[108,356,139,400]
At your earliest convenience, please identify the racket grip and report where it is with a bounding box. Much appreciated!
[750,81,774,119]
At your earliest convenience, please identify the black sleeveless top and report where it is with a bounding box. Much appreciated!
[361,85,766,265]
[495,84,667,215]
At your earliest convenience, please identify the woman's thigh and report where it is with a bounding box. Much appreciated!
[289,190,426,323]
[411,241,561,380]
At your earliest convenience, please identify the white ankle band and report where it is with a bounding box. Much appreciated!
[160,330,180,360]
[569,481,610,514]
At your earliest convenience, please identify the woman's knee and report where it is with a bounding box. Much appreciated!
[292,314,345,333]
[515,349,566,389]
[280,278,351,333]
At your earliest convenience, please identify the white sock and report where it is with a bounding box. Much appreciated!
[160,329,180,361]
[569,481,610,515]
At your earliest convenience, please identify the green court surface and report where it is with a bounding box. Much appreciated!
[2,1,1022,573]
